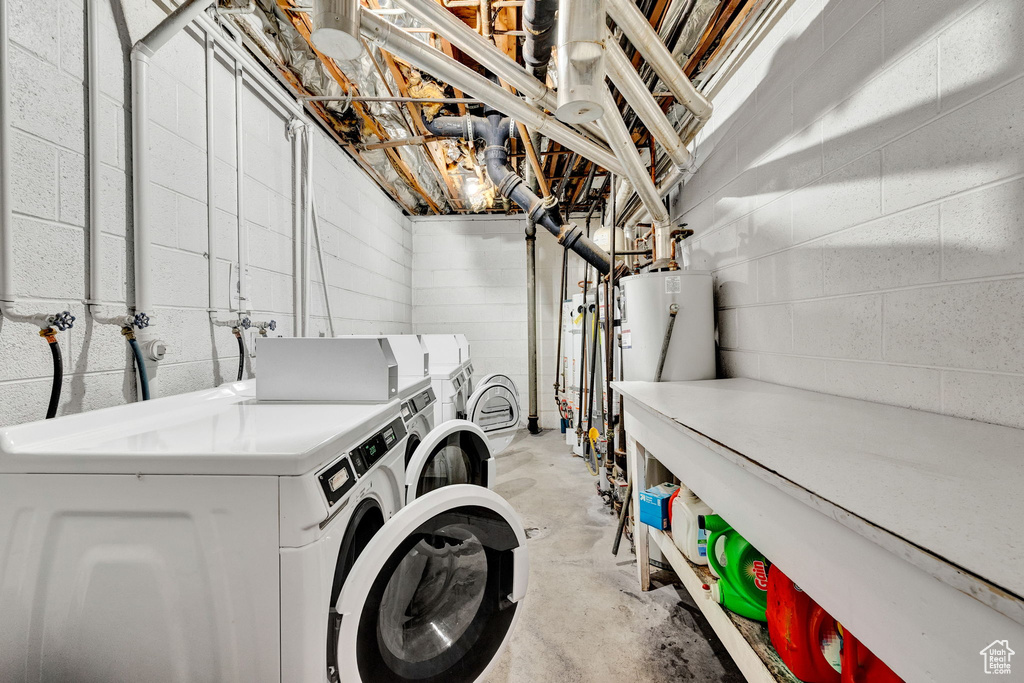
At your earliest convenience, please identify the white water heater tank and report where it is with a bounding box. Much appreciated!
[619,271,715,382]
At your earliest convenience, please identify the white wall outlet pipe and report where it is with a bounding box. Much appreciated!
[555,0,606,124]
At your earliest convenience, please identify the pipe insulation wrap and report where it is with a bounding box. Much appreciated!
[523,0,557,79]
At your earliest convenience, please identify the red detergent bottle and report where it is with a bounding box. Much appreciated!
[701,514,770,621]
[840,628,903,683]
[766,566,841,682]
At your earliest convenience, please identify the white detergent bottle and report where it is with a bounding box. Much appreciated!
[671,486,714,565]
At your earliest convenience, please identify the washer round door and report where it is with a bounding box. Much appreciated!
[334,485,528,683]
[466,382,520,455]
[405,420,496,505]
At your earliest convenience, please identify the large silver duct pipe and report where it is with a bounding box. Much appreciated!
[605,34,693,171]
[555,0,606,124]
[597,88,674,266]
[359,10,625,176]
[606,0,713,123]
[310,0,362,61]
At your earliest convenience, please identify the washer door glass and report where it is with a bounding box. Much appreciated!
[335,486,528,683]
[466,383,520,456]
[405,421,494,504]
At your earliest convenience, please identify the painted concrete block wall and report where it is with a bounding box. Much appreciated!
[677,0,1024,429]
[410,214,590,429]
[0,1,411,427]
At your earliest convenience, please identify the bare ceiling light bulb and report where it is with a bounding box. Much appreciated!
[310,0,363,62]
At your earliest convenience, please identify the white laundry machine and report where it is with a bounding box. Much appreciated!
[453,332,473,392]
[422,334,470,422]
[0,385,527,682]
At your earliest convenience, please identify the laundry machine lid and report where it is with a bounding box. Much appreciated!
[466,383,520,455]
[474,373,519,403]
[334,485,528,683]
[405,420,495,505]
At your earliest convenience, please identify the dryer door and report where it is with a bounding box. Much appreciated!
[476,373,519,404]
[334,485,528,683]
[405,420,495,505]
[466,382,520,455]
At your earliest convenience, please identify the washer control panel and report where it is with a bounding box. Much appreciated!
[348,417,408,476]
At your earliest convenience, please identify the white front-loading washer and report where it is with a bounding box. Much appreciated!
[0,382,528,683]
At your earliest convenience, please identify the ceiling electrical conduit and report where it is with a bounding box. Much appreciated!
[366,7,615,162]
[596,89,674,264]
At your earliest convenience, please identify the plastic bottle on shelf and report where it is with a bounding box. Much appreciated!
[700,514,770,621]
[670,485,713,565]
[840,628,903,683]
[766,566,842,682]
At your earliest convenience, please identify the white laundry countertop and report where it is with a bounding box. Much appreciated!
[613,378,1024,618]
[0,382,399,476]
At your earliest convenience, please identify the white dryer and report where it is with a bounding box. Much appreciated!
[0,382,528,683]
[422,334,470,423]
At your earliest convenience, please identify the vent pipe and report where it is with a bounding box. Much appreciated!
[310,0,362,62]
[555,0,606,124]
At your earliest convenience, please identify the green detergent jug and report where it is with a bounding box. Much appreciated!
[700,514,770,621]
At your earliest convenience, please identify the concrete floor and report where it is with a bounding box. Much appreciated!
[483,429,743,683]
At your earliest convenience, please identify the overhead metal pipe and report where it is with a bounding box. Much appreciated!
[388,0,607,142]
[606,0,713,123]
[596,89,674,265]
[423,113,626,278]
[359,10,625,176]
[392,0,554,108]
[605,33,693,171]
[523,0,557,81]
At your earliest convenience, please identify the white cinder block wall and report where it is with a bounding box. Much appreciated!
[0,0,411,427]
[678,0,1024,429]
[410,214,588,429]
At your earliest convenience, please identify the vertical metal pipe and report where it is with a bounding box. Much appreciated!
[205,33,218,316]
[290,121,303,333]
[0,0,11,305]
[234,60,248,315]
[525,130,541,434]
[604,175,616,468]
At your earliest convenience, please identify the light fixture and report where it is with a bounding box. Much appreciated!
[555,0,606,123]
[310,0,363,62]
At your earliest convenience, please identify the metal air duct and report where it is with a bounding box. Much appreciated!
[555,0,606,124]
[311,0,362,62]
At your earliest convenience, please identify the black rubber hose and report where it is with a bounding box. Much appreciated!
[128,337,151,401]
[45,334,62,419]
[235,333,245,382]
